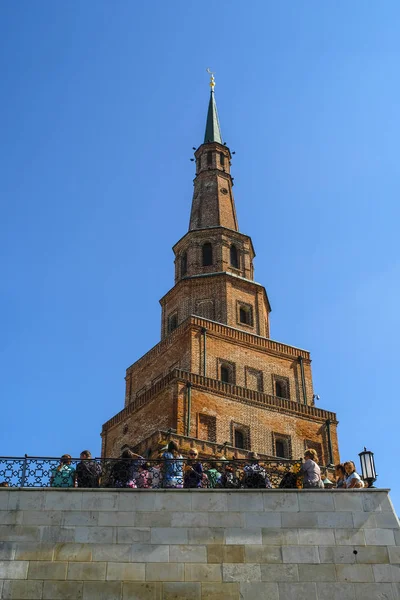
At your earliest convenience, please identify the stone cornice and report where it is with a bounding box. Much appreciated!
[104,367,337,433]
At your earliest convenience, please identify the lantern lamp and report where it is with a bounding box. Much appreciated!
[359,447,377,488]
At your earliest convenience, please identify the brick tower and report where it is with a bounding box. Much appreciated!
[101,76,339,465]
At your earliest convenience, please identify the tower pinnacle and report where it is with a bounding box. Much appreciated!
[204,69,222,144]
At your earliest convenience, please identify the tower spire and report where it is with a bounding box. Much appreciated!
[204,69,222,144]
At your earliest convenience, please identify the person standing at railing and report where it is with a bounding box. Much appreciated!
[161,441,184,488]
[242,452,272,489]
[184,448,203,488]
[334,463,346,489]
[50,454,76,488]
[206,457,222,488]
[76,450,102,488]
[136,462,152,488]
[343,460,364,488]
[109,449,143,488]
[300,449,324,489]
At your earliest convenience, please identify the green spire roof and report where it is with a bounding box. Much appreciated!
[204,90,222,144]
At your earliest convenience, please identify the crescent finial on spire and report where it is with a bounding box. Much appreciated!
[206,68,216,91]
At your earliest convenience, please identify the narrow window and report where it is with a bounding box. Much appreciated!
[181,252,187,277]
[168,313,178,333]
[274,378,289,399]
[220,366,230,383]
[234,429,245,449]
[207,151,212,166]
[220,152,225,166]
[196,156,201,171]
[275,440,286,458]
[202,243,213,266]
[239,305,252,326]
[230,244,239,268]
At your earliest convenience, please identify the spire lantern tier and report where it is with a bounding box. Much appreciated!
[189,87,238,232]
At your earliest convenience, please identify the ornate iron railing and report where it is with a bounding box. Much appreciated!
[0,456,303,490]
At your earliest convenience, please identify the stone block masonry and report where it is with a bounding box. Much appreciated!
[0,488,399,600]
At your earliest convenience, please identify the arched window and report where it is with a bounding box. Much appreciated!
[181,252,187,277]
[202,243,213,266]
[207,151,212,166]
[234,430,245,449]
[220,152,225,166]
[230,244,239,268]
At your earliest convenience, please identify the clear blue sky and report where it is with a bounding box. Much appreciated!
[1,2,399,510]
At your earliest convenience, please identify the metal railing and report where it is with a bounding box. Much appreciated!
[0,456,302,490]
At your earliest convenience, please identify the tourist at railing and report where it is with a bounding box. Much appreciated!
[50,454,76,488]
[334,463,346,489]
[136,462,152,488]
[184,447,203,488]
[0,481,9,487]
[300,449,324,488]
[108,449,143,488]
[220,462,241,488]
[344,460,364,488]
[205,458,222,488]
[1,454,367,490]
[76,450,102,488]
[161,441,184,488]
[242,452,272,488]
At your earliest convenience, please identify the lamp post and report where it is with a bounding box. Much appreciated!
[359,447,377,488]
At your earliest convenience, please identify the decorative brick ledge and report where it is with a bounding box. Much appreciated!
[126,315,310,376]
[103,369,337,433]
[190,316,310,361]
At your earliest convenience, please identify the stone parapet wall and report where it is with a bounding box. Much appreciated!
[0,488,399,599]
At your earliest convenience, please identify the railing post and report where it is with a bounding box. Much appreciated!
[20,454,28,488]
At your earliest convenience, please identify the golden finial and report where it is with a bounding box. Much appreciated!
[206,68,215,90]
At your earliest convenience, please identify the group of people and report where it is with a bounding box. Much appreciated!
[50,451,102,488]
[47,444,273,489]
[294,449,365,489]
[334,460,365,488]
[46,443,365,490]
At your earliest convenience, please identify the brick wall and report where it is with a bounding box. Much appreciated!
[160,274,269,339]
[103,386,176,458]
[183,386,337,464]
[125,317,308,407]
[103,371,338,463]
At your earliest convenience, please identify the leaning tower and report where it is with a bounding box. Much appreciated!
[101,76,339,465]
